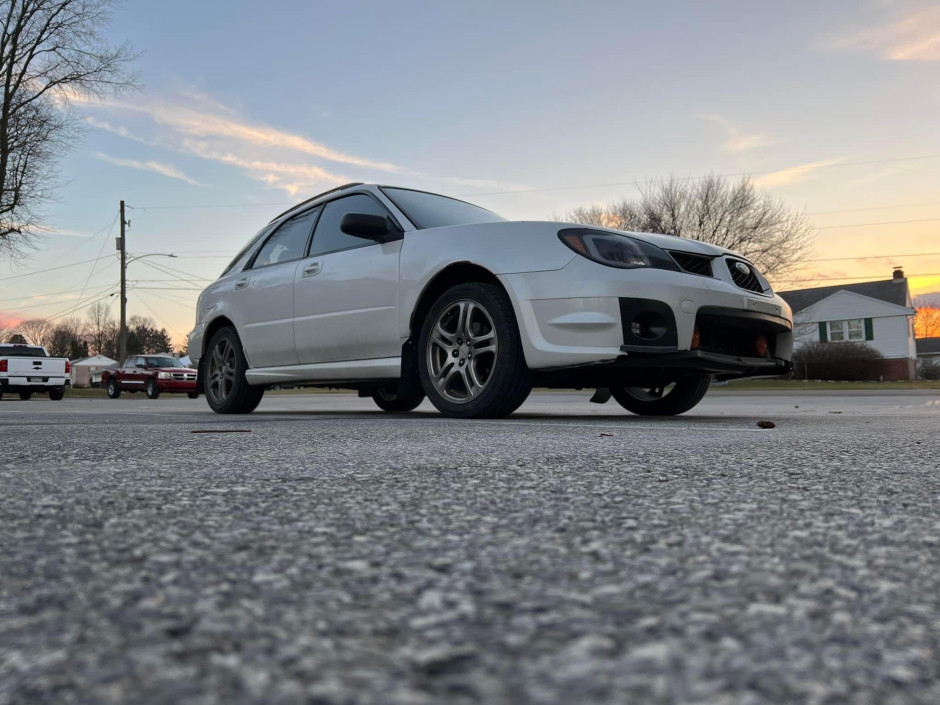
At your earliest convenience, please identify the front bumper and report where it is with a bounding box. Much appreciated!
[156,379,197,392]
[614,349,792,379]
[499,255,793,375]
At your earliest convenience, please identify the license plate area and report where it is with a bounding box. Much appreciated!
[28,377,44,382]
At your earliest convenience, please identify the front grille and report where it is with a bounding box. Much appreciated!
[172,372,196,381]
[726,259,764,293]
[669,251,714,277]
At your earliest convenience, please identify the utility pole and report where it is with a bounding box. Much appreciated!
[118,200,127,363]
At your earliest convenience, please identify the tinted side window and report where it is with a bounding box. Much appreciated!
[310,194,391,256]
[251,207,320,268]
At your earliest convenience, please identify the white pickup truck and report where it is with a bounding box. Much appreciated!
[0,344,69,400]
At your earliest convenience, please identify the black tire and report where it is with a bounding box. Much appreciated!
[146,379,160,400]
[107,379,121,399]
[204,326,264,414]
[418,282,531,419]
[610,374,711,416]
[187,392,199,399]
[19,391,32,400]
[372,385,424,412]
[49,388,65,401]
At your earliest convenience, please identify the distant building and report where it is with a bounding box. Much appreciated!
[70,354,119,388]
[779,268,917,380]
[916,337,940,361]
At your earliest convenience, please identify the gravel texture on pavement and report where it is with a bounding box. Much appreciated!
[1,390,939,705]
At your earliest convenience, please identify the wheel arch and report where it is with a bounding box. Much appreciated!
[407,262,507,342]
[197,315,239,394]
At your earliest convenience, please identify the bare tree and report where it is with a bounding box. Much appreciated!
[0,323,13,342]
[914,307,940,339]
[15,316,49,345]
[564,175,815,277]
[85,299,112,354]
[0,0,137,256]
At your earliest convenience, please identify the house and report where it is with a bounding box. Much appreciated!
[70,354,119,388]
[916,337,940,360]
[779,268,917,380]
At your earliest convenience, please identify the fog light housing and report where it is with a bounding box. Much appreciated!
[754,334,769,357]
[691,325,701,350]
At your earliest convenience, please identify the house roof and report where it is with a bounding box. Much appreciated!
[916,337,940,355]
[779,278,909,313]
[71,354,118,366]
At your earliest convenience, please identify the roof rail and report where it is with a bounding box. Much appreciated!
[268,182,365,223]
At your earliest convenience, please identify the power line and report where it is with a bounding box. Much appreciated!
[456,153,940,198]
[815,217,940,230]
[775,271,940,284]
[808,251,940,263]
[0,254,117,281]
[64,213,120,318]
[807,200,940,216]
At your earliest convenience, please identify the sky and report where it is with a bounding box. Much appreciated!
[2,0,939,347]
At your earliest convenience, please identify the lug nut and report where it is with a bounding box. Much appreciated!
[452,349,459,357]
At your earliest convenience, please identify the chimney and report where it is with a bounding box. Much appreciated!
[892,266,905,281]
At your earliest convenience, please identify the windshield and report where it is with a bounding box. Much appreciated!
[146,356,183,368]
[380,187,504,230]
[0,345,46,357]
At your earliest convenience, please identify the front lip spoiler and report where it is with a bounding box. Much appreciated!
[616,348,791,378]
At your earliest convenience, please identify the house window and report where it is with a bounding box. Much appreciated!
[827,319,865,342]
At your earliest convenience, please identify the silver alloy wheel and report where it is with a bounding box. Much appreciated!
[426,299,498,403]
[207,336,237,404]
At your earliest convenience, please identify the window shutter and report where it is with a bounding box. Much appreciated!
[864,318,874,341]
[818,322,828,343]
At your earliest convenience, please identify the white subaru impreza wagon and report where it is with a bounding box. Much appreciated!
[188,184,793,418]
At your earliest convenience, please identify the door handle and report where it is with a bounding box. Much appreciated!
[234,277,250,289]
[302,262,322,277]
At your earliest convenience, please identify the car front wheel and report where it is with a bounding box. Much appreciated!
[49,388,65,401]
[146,379,160,399]
[187,392,199,399]
[609,374,711,416]
[418,282,531,419]
[107,379,121,399]
[19,392,32,400]
[204,326,264,414]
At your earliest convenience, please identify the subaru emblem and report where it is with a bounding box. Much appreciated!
[735,262,750,275]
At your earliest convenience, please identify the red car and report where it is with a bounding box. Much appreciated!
[101,355,198,399]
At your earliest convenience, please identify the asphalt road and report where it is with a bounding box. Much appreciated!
[2,389,939,705]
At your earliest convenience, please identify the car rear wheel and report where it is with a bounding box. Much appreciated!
[146,379,160,399]
[418,283,531,419]
[49,388,65,401]
[19,392,32,400]
[372,385,424,412]
[204,326,264,414]
[107,379,121,399]
[609,374,711,416]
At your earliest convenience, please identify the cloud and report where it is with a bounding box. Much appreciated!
[79,86,528,198]
[88,93,401,172]
[94,152,203,186]
[34,226,95,238]
[699,115,773,153]
[824,5,940,62]
[753,158,844,188]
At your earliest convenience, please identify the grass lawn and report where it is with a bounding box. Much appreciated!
[58,379,940,399]
[717,379,940,391]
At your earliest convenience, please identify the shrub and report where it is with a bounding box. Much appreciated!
[918,358,940,381]
[791,342,884,381]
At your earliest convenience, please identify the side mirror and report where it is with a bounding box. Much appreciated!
[340,213,400,243]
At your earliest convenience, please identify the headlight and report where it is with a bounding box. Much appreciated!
[558,228,679,271]
[157,372,171,379]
